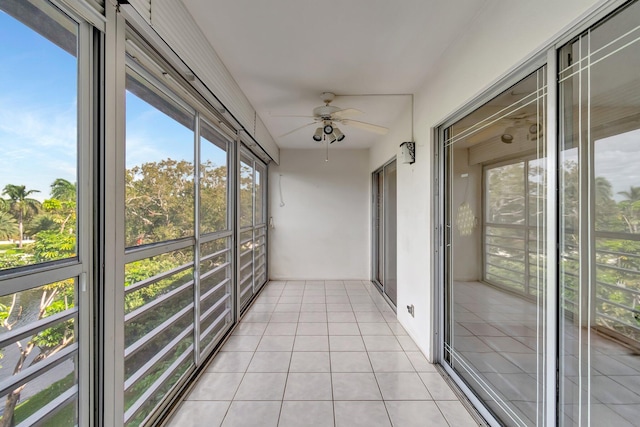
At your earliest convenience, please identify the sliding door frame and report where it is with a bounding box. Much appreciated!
[371,157,398,308]
[433,1,632,425]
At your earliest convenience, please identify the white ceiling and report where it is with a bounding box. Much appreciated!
[182,0,489,149]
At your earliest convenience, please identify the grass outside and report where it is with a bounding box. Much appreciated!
[0,373,77,426]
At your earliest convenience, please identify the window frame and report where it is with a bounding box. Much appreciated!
[0,1,97,425]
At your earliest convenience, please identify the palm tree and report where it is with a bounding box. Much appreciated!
[50,178,76,201]
[2,184,41,248]
[618,185,640,234]
[0,211,19,240]
[618,185,640,202]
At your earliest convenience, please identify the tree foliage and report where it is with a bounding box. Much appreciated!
[2,184,41,248]
[125,159,195,246]
[0,212,18,240]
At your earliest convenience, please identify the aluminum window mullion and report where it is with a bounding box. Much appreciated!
[200,246,231,262]
[251,160,257,296]
[124,237,195,264]
[51,0,106,31]
[124,343,193,424]
[201,261,231,281]
[102,3,126,425]
[233,133,241,320]
[76,13,97,427]
[124,326,192,391]
[124,281,193,323]
[200,293,230,322]
[16,386,78,427]
[124,263,192,295]
[0,262,83,297]
[200,277,230,303]
[200,230,233,244]
[124,304,193,359]
[0,309,77,349]
[200,307,232,342]
[0,344,77,398]
[125,60,195,116]
[544,47,558,427]
[194,112,201,365]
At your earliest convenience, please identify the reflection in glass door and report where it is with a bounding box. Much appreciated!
[372,160,397,305]
[558,2,640,424]
[438,2,640,424]
[441,68,548,425]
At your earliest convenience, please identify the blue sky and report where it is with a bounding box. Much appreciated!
[1,10,226,203]
[0,10,77,201]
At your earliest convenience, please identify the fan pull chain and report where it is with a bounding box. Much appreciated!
[325,135,329,162]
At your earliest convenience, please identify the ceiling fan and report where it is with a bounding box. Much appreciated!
[277,92,389,143]
[500,112,543,143]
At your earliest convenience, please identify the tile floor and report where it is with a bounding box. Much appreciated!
[165,280,479,426]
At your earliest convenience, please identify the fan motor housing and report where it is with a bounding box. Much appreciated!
[313,105,340,118]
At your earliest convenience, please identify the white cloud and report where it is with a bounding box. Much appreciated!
[0,96,77,200]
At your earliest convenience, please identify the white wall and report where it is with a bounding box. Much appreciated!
[370,0,604,359]
[269,149,370,280]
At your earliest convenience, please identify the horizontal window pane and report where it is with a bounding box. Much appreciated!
[125,338,193,427]
[0,357,77,426]
[124,310,192,382]
[0,4,79,272]
[199,236,231,351]
[125,73,195,247]
[0,277,77,427]
[124,248,194,315]
[125,285,193,347]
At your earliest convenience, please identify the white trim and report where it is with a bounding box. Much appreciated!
[544,47,559,427]
[77,15,94,426]
[52,0,106,31]
[101,2,126,424]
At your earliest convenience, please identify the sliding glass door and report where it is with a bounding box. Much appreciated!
[0,2,93,424]
[438,2,640,425]
[558,2,640,424]
[441,68,548,425]
[372,159,397,305]
[239,149,268,311]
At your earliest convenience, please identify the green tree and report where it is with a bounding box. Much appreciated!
[618,185,640,234]
[42,179,77,235]
[125,159,195,246]
[49,178,76,202]
[2,185,41,249]
[200,160,228,233]
[0,280,75,427]
[0,212,18,240]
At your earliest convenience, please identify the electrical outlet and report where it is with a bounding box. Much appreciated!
[407,304,414,317]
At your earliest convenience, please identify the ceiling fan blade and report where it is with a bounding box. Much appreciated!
[270,114,316,118]
[278,121,318,137]
[331,108,362,119]
[341,119,389,135]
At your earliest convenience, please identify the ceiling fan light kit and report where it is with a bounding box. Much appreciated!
[277,92,389,144]
[333,127,345,142]
[313,127,323,141]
